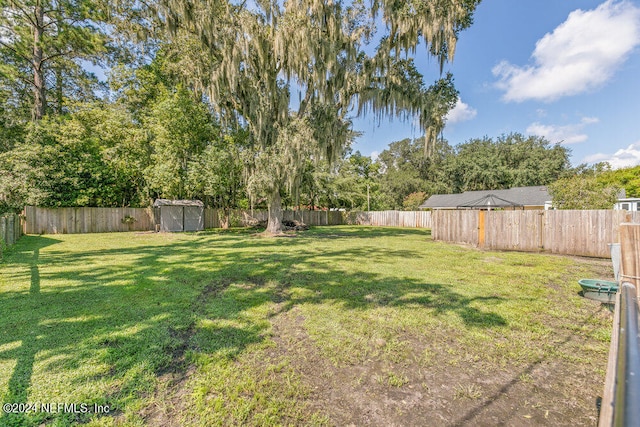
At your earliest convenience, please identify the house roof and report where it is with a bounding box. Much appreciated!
[419,186,551,209]
[153,199,204,207]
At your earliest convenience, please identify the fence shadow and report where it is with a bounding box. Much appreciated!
[449,307,606,427]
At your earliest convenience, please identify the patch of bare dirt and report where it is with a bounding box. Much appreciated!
[141,280,231,426]
[141,366,196,427]
[265,306,607,426]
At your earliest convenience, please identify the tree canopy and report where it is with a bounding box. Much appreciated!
[549,175,620,210]
[0,0,113,119]
[152,0,479,232]
[548,163,640,210]
[595,165,640,198]
[8,0,608,222]
[371,133,571,209]
[445,133,571,192]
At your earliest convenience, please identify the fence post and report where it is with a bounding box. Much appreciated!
[478,210,486,248]
[14,213,18,240]
[538,211,545,250]
[619,223,640,295]
[599,290,621,427]
[0,216,5,258]
[7,215,14,245]
[599,223,640,427]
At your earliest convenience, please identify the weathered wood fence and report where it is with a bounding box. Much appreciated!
[599,223,640,426]
[433,209,640,258]
[23,206,638,258]
[432,210,478,245]
[1,213,22,245]
[1,213,23,256]
[345,210,432,228]
[23,206,345,234]
[204,209,344,228]
[23,206,156,234]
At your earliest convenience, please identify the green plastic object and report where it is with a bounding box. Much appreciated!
[578,279,619,304]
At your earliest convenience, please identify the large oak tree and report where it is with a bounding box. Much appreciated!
[157,0,479,233]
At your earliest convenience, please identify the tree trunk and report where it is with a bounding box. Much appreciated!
[219,209,230,229]
[55,61,63,115]
[32,4,46,121]
[266,190,283,235]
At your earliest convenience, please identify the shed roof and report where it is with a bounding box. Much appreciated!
[153,199,204,207]
[419,186,551,209]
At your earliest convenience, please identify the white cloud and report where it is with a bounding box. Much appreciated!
[493,0,640,102]
[536,109,547,118]
[370,151,380,161]
[446,99,477,124]
[584,142,640,169]
[526,117,599,144]
[580,116,600,125]
[527,123,587,144]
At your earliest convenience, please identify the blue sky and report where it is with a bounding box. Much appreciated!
[351,0,640,169]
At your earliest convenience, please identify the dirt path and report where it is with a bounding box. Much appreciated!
[265,303,609,426]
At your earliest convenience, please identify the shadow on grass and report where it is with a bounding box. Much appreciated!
[303,226,432,239]
[450,306,607,427]
[0,228,502,425]
[1,236,60,425]
[197,225,432,238]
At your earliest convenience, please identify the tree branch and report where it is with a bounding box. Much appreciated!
[11,71,36,88]
[42,17,80,29]
[42,49,76,63]
[297,85,313,118]
[41,8,64,15]
[0,39,33,65]
[4,3,39,28]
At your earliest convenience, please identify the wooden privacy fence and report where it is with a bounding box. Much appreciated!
[23,206,345,234]
[283,210,344,226]
[22,206,639,257]
[599,224,640,426]
[433,209,640,258]
[204,209,344,228]
[346,210,432,228]
[432,210,477,245]
[24,206,155,234]
[1,213,23,255]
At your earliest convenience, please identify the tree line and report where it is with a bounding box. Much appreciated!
[0,0,634,230]
[350,136,638,211]
[1,0,483,232]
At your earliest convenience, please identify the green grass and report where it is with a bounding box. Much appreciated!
[0,226,613,425]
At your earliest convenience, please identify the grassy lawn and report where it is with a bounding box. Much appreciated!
[0,226,613,426]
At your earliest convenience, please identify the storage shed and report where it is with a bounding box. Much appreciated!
[153,199,204,232]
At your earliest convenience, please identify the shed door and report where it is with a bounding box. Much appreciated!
[161,206,184,232]
[183,206,204,231]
